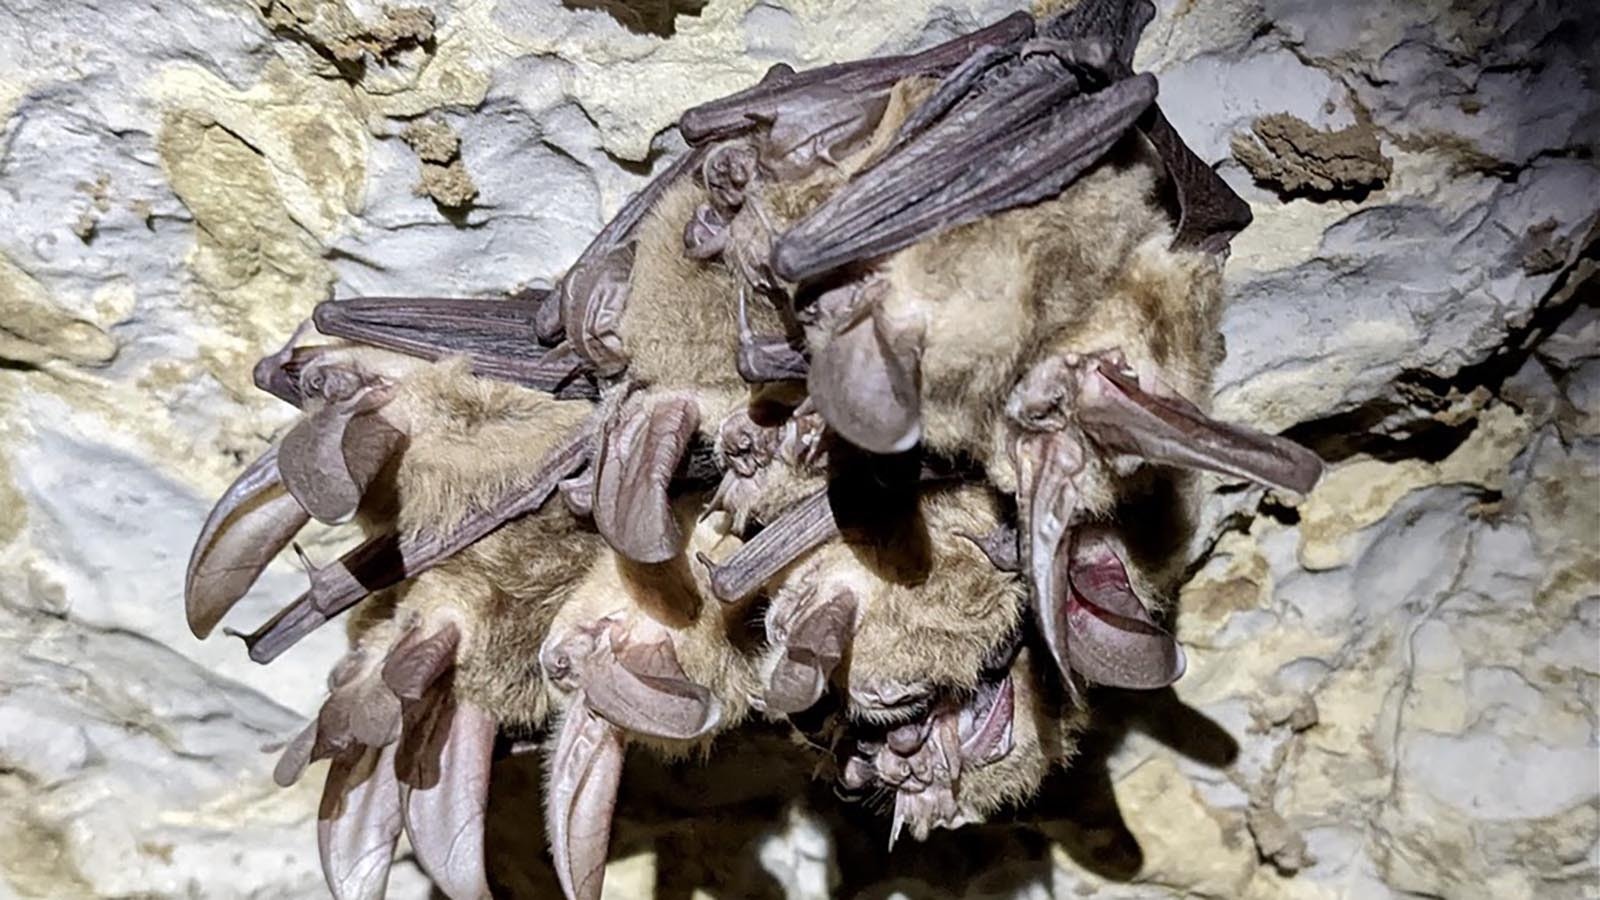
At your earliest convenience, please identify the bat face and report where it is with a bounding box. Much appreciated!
[759,484,1025,723]
[183,3,1333,897]
[832,648,1080,845]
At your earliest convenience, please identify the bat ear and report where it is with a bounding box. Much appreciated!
[237,425,591,664]
[397,693,495,900]
[807,283,923,455]
[313,651,404,761]
[278,383,405,525]
[560,244,634,377]
[273,718,321,788]
[765,586,858,715]
[956,524,1021,573]
[956,674,1015,766]
[592,395,699,564]
[185,443,310,638]
[1010,427,1087,688]
[1078,359,1324,495]
[584,624,724,741]
[1060,530,1185,690]
[318,744,403,900]
[382,621,462,702]
[546,704,625,900]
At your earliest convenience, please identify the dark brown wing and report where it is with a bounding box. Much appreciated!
[678,12,1034,144]
[313,296,599,399]
[772,60,1158,282]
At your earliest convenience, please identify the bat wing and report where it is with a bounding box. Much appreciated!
[313,296,598,399]
[1040,0,1154,71]
[703,486,839,603]
[546,704,625,900]
[678,12,1034,145]
[772,55,1158,282]
[237,425,592,663]
[1041,0,1251,253]
[1142,106,1254,253]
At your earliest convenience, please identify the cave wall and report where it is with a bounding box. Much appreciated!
[0,0,1594,897]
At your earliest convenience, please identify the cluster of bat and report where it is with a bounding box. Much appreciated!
[183,2,1324,898]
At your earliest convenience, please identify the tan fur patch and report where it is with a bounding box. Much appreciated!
[771,485,1025,696]
[621,181,753,391]
[388,358,592,536]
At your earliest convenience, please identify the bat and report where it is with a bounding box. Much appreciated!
[200,343,620,899]
[758,484,1025,723]
[537,500,758,900]
[181,1,1334,895]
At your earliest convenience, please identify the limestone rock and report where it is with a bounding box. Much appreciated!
[0,0,1594,897]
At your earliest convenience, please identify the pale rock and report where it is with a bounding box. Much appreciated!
[0,0,1595,897]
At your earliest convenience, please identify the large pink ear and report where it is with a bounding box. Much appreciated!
[398,697,495,900]
[185,443,309,639]
[957,675,1016,765]
[1062,532,1185,690]
[765,587,858,715]
[1078,360,1323,495]
[592,395,699,564]
[582,627,724,741]
[1010,428,1088,687]
[807,282,923,455]
[278,384,404,526]
[546,704,626,900]
[318,744,403,900]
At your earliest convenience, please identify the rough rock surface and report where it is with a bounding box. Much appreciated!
[0,0,1594,898]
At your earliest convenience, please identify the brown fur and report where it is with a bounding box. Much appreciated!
[438,510,604,727]
[767,485,1024,702]
[763,74,1229,494]
[619,181,783,394]
[319,354,603,726]
[388,358,594,537]
[546,499,761,759]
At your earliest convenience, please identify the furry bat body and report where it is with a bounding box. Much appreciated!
[184,2,1332,897]
[540,503,759,900]
[759,484,1024,723]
